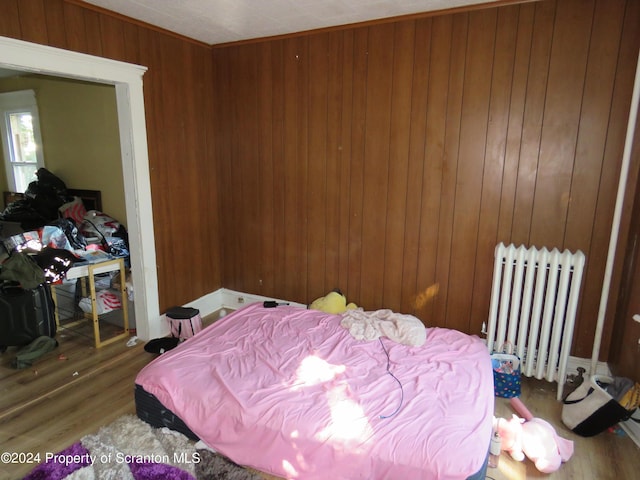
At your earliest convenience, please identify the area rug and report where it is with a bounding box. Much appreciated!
[24,414,263,480]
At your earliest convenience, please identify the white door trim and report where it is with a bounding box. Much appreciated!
[0,35,162,340]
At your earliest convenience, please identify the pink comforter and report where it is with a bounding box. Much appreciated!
[136,303,494,479]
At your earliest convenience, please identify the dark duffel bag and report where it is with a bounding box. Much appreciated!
[0,282,56,351]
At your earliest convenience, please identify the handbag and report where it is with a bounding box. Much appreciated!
[491,344,521,398]
[562,374,638,437]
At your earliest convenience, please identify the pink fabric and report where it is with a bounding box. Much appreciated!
[136,304,494,479]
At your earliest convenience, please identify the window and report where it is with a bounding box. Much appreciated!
[0,90,45,192]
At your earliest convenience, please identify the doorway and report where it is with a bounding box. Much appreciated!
[0,35,161,340]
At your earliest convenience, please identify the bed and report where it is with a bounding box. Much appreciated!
[135,303,494,480]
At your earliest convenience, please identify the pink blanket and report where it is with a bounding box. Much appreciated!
[136,303,494,479]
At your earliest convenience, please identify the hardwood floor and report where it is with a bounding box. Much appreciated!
[0,321,152,480]
[2,313,638,480]
[491,377,640,480]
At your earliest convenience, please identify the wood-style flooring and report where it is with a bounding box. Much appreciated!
[491,378,640,479]
[1,314,638,480]
[0,321,151,480]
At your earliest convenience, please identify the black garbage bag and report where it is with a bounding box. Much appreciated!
[25,169,68,221]
[0,199,48,229]
[25,168,67,199]
[2,169,70,229]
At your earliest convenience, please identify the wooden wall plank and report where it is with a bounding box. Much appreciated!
[43,0,68,49]
[231,44,259,294]
[121,22,141,65]
[471,5,519,333]
[359,23,394,309]
[0,0,21,39]
[181,41,215,298]
[280,39,296,296]
[446,9,496,333]
[257,41,275,296]
[282,37,306,299]
[295,36,310,302]
[17,0,48,45]
[213,47,236,290]
[62,1,88,53]
[83,9,103,56]
[530,0,593,248]
[382,21,415,312]
[99,14,127,61]
[270,41,286,299]
[432,13,467,328]
[337,30,354,295]
[306,33,329,300]
[511,0,556,245]
[415,14,450,324]
[401,18,431,315]
[496,3,535,242]
[154,34,194,303]
[345,28,368,304]
[325,31,345,295]
[199,43,220,300]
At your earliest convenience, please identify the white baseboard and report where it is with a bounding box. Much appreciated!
[152,288,304,339]
[183,288,306,319]
[566,355,611,377]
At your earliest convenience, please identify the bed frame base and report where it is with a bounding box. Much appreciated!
[134,384,198,440]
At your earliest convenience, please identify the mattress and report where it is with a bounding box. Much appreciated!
[135,303,494,479]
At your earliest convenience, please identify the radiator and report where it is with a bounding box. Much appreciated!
[487,243,586,401]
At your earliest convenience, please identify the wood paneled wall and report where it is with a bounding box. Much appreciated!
[0,0,221,312]
[213,0,640,360]
[1,0,639,362]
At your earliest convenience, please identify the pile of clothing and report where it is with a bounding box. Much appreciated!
[0,168,129,285]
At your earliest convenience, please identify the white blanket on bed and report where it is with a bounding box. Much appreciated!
[340,308,426,346]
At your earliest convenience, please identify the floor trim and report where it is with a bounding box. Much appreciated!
[176,288,305,323]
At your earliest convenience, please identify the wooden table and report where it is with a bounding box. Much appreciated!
[51,257,129,348]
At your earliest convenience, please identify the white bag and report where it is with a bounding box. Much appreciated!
[79,289,122,315]
[562,374,635,437]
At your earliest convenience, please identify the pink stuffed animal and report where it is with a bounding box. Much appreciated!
[510,397,574,474]
[494,415,525,462]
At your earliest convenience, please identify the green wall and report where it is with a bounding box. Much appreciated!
[0,73,127,227]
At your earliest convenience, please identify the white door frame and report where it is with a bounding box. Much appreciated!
[0,35,162,341]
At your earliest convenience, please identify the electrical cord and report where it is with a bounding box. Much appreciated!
[378,337,404,419]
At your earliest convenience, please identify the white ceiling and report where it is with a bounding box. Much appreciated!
[81,0,495,45]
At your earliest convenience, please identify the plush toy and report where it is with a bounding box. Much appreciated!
[309,289,358,314]
[509,397,574,474]
[494,415,525,462]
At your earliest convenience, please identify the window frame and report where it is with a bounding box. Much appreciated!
[0,89,45,192]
